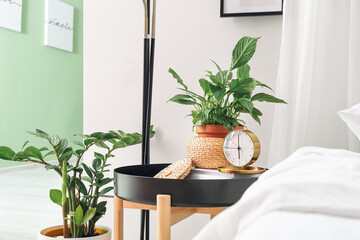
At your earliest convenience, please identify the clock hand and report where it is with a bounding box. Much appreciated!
[238,134,241,160]
[237,134,239,148]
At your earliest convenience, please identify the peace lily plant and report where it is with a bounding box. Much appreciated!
[0,128,154,238]
[168,36,287,131]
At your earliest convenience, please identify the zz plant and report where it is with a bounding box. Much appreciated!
[168,36,287,131]
[0,128,155,238]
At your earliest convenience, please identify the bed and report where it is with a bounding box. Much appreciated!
[194,146,360,240]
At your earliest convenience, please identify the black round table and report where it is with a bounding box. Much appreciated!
[113,164,261,240]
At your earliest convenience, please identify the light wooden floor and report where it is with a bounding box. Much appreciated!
[0,166,62,240]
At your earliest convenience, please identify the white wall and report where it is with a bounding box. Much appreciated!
[84,0,282,239]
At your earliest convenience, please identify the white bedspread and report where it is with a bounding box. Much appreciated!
[194,147,360,240]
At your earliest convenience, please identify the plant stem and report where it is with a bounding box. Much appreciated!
[62,160,69,238]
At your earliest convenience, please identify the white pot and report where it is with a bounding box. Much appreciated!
[38,225,111,240]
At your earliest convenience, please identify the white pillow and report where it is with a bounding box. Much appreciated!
[338,103,360,141]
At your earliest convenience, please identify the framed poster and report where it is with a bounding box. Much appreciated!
[44,0,74,52]
[0,0,23,32]
[221,0,283,17]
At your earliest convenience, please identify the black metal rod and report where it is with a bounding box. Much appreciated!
[141,37,150,165]
[140,37,150,240]
[141,0,156,238]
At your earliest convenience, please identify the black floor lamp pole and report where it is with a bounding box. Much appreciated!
[141,0,156,239]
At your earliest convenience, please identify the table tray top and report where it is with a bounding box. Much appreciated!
[114,164,259,207]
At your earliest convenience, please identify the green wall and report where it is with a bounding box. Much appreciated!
[0,0,83,168]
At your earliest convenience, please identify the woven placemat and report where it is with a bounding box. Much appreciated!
[154,158,193,179]
[186,137,229,169]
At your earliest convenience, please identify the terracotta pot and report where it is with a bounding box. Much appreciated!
[38,225,111,240]
[196,125,244,138]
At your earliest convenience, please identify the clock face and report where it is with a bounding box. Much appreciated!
[223,130,260,167]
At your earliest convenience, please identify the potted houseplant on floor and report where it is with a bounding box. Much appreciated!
[0,128,154,239]
[168,36,286,168]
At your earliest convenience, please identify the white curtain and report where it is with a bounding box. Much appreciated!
[269,0,360,167]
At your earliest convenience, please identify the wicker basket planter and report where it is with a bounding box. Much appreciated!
[187,125,244,169]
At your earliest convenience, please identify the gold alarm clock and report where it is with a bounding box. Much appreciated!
[219,130,265,174]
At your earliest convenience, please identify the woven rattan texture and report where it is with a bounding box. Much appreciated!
[186,137,229,169]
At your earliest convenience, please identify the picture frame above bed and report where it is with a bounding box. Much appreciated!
[220,0,283,17]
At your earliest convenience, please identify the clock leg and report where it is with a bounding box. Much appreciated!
[157,194,171,240]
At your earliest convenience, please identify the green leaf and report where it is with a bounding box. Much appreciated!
[60,147,73,162]
[45,165,58,170]
[231,37,258,70]
[75,149,86,156]
[117,130,126,137]
[251,112,261,125]
[206,71,218,84]
[224,121,233,131]
[230,79,240,91]
[99,186,114,195]
[95,141,109,150]
[84,137,97,146]
[50,135,60,146]
[199,78,211,95]
[36,129,50,139]
[237,64,250,79]
[82,208,96,224]
[0,146,15,160]
[92,158,102,170]
[224,70,233,82]
[96,201,107,211]
[113,141,127,149]
[82,163,93,178]
[93,178,112,187]
[169,68,188,90]
[253,107,263,116]
[44,151,55,158]
[95,172,104,181]
[255,80,274,92]
[169,98,197,105]
[82,176,92,183]
[12,151,27,161]
[204,108,212,118]
[232,78,256,95]
[103,133,118,139]
[24,146,43,160]
[209,84,225,103]
[71,165,83,173]
[228,118,240,127]
[94,152,104,161]
[211,60,224,85]
[74,141,85,148]
[251,93,287,103]
[74,178,87,195]
[121,136,135,145]
[21,141,29,151]
[169,94,195,102]
[74,205,84,226]
[238,98,254,114]
[90,132,106,139]
[38,147,49,152]
[57,139,68,155]
[109,130,121,138]
[49,189,62,206]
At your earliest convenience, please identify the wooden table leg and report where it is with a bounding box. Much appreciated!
[157,195,171,240]
[114,195,124,240]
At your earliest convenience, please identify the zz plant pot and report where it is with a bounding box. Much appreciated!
[187,125,244,169]
[38,225,111,240]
